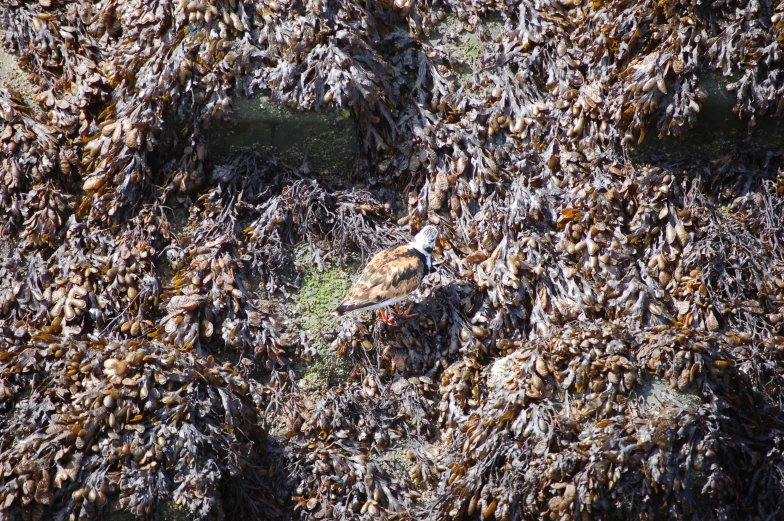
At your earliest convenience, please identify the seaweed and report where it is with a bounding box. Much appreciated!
[1,0,784,519]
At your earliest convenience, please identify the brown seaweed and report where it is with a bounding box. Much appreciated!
[1,0,784,519]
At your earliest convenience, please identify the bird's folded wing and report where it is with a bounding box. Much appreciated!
[335,246,425,313]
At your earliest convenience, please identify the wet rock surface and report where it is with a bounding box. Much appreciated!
[288,246,355,391]
[210,95,358,177]
[633,72,784,160]
[0,43,37,110]
[1,1,784,521]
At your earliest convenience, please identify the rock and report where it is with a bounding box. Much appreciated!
[101,496,225,521]
[210,94,358,177]
[425,13,505,85]
[0,44,39,110]
[288,245,355,391]
[633,71,784,160]
[638,375,704,409]
[390,376,413,395]
[486,353,516,390]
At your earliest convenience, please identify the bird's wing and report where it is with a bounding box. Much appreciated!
[334,246,426,314]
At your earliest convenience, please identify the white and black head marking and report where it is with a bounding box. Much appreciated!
[332,225,439,316]
[409,225,438,272]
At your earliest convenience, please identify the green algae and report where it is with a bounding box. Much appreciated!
[288,246,358,391]
[296,263,354,335]
[425,13,505,85]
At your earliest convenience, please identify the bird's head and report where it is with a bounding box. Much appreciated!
[410,225,438,256]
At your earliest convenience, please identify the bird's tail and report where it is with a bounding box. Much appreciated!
[331,303,346,317]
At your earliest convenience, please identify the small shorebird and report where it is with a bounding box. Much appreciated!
[332,225,438,325]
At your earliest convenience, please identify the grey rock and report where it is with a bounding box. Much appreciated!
[211,94,358,177]
[0,44,39,111]
[633,71,784,160]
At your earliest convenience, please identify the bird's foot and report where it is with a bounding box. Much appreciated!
[400,303,417,319]
[389,304,416,320]
[380,307,398,326]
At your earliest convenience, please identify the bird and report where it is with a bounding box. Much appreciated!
[332,225,438,325]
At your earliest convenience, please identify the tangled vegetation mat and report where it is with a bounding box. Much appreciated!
[2,0,784,520]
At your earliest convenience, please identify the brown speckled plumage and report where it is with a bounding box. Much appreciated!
[333,226,438,316]
[334,246,427,314]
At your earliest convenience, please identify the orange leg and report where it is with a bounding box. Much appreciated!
[391,304,417,320]
[379,307,398,326]
[401,303,417,319]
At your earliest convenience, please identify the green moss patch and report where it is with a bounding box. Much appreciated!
[288,246,359,391]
